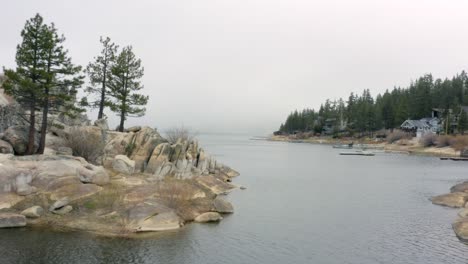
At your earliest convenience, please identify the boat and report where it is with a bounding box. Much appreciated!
[340,150,375,156]
[332,142,353,149]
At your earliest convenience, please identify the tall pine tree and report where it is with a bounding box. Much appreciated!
[3,14,48,154]
[37,21,83,154]
[85,37,118,120]
[108,46,148,132]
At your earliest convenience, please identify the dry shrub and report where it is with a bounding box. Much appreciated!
[65,127,105,164]
[419,133,437,147]
[387,130,411,143]
[398,139,410,146]
[295,132,313,139]
[449,135,468,151]
[164,126,197,144]
[436,135,455,148]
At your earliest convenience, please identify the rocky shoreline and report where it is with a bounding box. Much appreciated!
[0,122,244,237]
[268,135,461,157]
[431,182,468,244]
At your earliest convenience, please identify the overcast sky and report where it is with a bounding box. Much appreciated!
[1,0,468,135]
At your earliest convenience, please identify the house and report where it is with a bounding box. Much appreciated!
[400,117,441,137]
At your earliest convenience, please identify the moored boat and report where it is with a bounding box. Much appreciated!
[332,142,353,149]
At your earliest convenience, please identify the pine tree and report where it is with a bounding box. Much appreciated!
[108,46,148,132]
[2,14,48,154]
[37,22,83,154]
[3,14,83,155]
[85,37,118,120]
[458,110,468,135]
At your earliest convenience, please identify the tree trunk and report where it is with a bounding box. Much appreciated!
[37,89,49,154]
[98,86,105,119]
[97,70,106,119]
[26,104,36,155]
[119,112,125,132]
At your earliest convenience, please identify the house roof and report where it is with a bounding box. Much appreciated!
[401,118,440,130]
[401,120,430,129]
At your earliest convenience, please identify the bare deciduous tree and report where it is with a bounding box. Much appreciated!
[164,126,197,144]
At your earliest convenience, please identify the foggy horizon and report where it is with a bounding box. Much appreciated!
[1,0,468,135]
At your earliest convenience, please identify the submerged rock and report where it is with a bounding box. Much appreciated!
[194,212,223,223]
[0,213,26,228]
[431,192,468,208]
[21,206,44,218]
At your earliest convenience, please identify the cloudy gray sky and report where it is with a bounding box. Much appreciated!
[1,0,468,135]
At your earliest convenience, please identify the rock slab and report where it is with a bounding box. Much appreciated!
[0,213,26,228]
[194,212,223,223]
[431,192,468,208]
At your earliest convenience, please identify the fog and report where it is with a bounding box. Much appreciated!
[1,0,468,135]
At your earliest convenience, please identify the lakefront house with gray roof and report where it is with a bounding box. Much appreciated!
[400,117,441,137]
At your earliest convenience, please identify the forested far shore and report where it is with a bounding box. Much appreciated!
[278,72,468,136]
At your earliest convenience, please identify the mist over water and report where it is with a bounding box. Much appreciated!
[1,134,467,264]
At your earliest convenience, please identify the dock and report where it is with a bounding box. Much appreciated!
[440,157,468,161]
[340,151,375,156]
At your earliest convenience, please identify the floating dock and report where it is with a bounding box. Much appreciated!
[340,151,375,156]
[440,157,468,161]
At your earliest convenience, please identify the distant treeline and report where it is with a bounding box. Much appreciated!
[279,72,468,135]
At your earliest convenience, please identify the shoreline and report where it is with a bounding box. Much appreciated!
[267,135,461,157]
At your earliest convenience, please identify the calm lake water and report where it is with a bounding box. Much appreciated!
[1,134,468,264]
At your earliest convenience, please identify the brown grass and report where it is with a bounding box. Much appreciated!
[448,135,468,151]
[419,134,437,147]
[164,126,197,144]
[387,130,411,144]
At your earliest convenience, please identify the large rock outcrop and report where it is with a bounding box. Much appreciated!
[144,140,239,180]
[0,124,242,236]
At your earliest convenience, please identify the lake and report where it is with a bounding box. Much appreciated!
[1,134,468,264]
